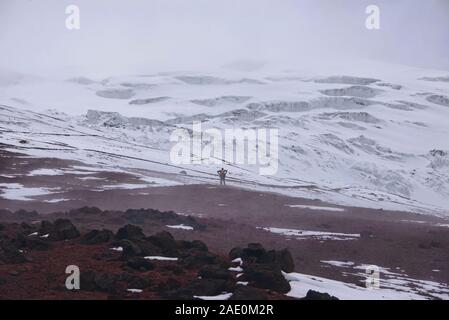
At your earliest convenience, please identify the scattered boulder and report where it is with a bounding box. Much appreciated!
[81,271,119,293]
[187,278,232,296]
[120,273,152,289]
[230,244,295,272]
[39,219,80,241]
[147,231,178,255]
[118,240,142,258]
[128,276,151,289]
[182,251,219,268]
[126,257,154,271]
[301,290,338,300]
[16,234,51,251]
[115,224,145,241]
[261,249,295,273]
[123,209,205,230]
[135,240,161,256]
[177,239,209,252]
[81,229,114,245]
[0,240,27,264]
[199,265,232,280]
[244,263,291,294]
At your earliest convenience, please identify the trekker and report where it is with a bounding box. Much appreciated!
[217,168,228,185]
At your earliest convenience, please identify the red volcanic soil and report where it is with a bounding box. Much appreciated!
[0,209,295,300]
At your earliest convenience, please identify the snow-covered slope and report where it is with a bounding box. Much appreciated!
[1,62,449,215]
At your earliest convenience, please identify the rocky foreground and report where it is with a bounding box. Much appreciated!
[0,207,335,300]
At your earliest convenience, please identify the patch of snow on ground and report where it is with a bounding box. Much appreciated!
[286,204,345,212]
[0,183,57,201]
[194,292,233,300]
[316,260,449,300]
[43,198,70,203]
[284,271,424,300]
[28,168,65,176]
[166,224,194,230]
[321,260,355,268]
[229,266,244,272]
[144,256,178,261]
[127,289,143,293]
[260,227,360,241]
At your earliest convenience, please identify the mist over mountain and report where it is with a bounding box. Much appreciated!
[0,0,448,76]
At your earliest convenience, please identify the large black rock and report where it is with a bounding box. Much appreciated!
[199,264,232,280]
[39,219,80,241]
[115,224,145,241]
[126,257,155,271]
[229,244,295,272]
[0,240,27,264]
[301,290,339,300]
[81,271,119,293]
[244,263,291,294]
[81,229,114,245]
[147,231,178,255]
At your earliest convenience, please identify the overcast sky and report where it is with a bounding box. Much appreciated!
[1,0,448,76]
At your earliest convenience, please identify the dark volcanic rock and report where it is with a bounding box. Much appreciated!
[244,263,291,294]
[39,219,80,241]
[230,243,266,263]
[126,257,154,271]
[135,240,161,256]
[177,240,209,252]
[16,234,51,251]
[0,240,27,264]
[119,240,142,258]
[123,208,205,229]
[199,265,232,280]
[261,249,295,273]
[115,224,145,241]
[182,251,219,268]
[81,271,119,293]
[128,276,151,289]
[81,229,114,245]
[301,290,339,300]
[187,278,232,296]
[163,275,229,299]
[230,244,295,272]
[147,231,178,255]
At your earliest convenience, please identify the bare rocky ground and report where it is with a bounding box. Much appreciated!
[1,146,449,299]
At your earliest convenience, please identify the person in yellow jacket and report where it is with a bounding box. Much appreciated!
[217,168,228,185]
